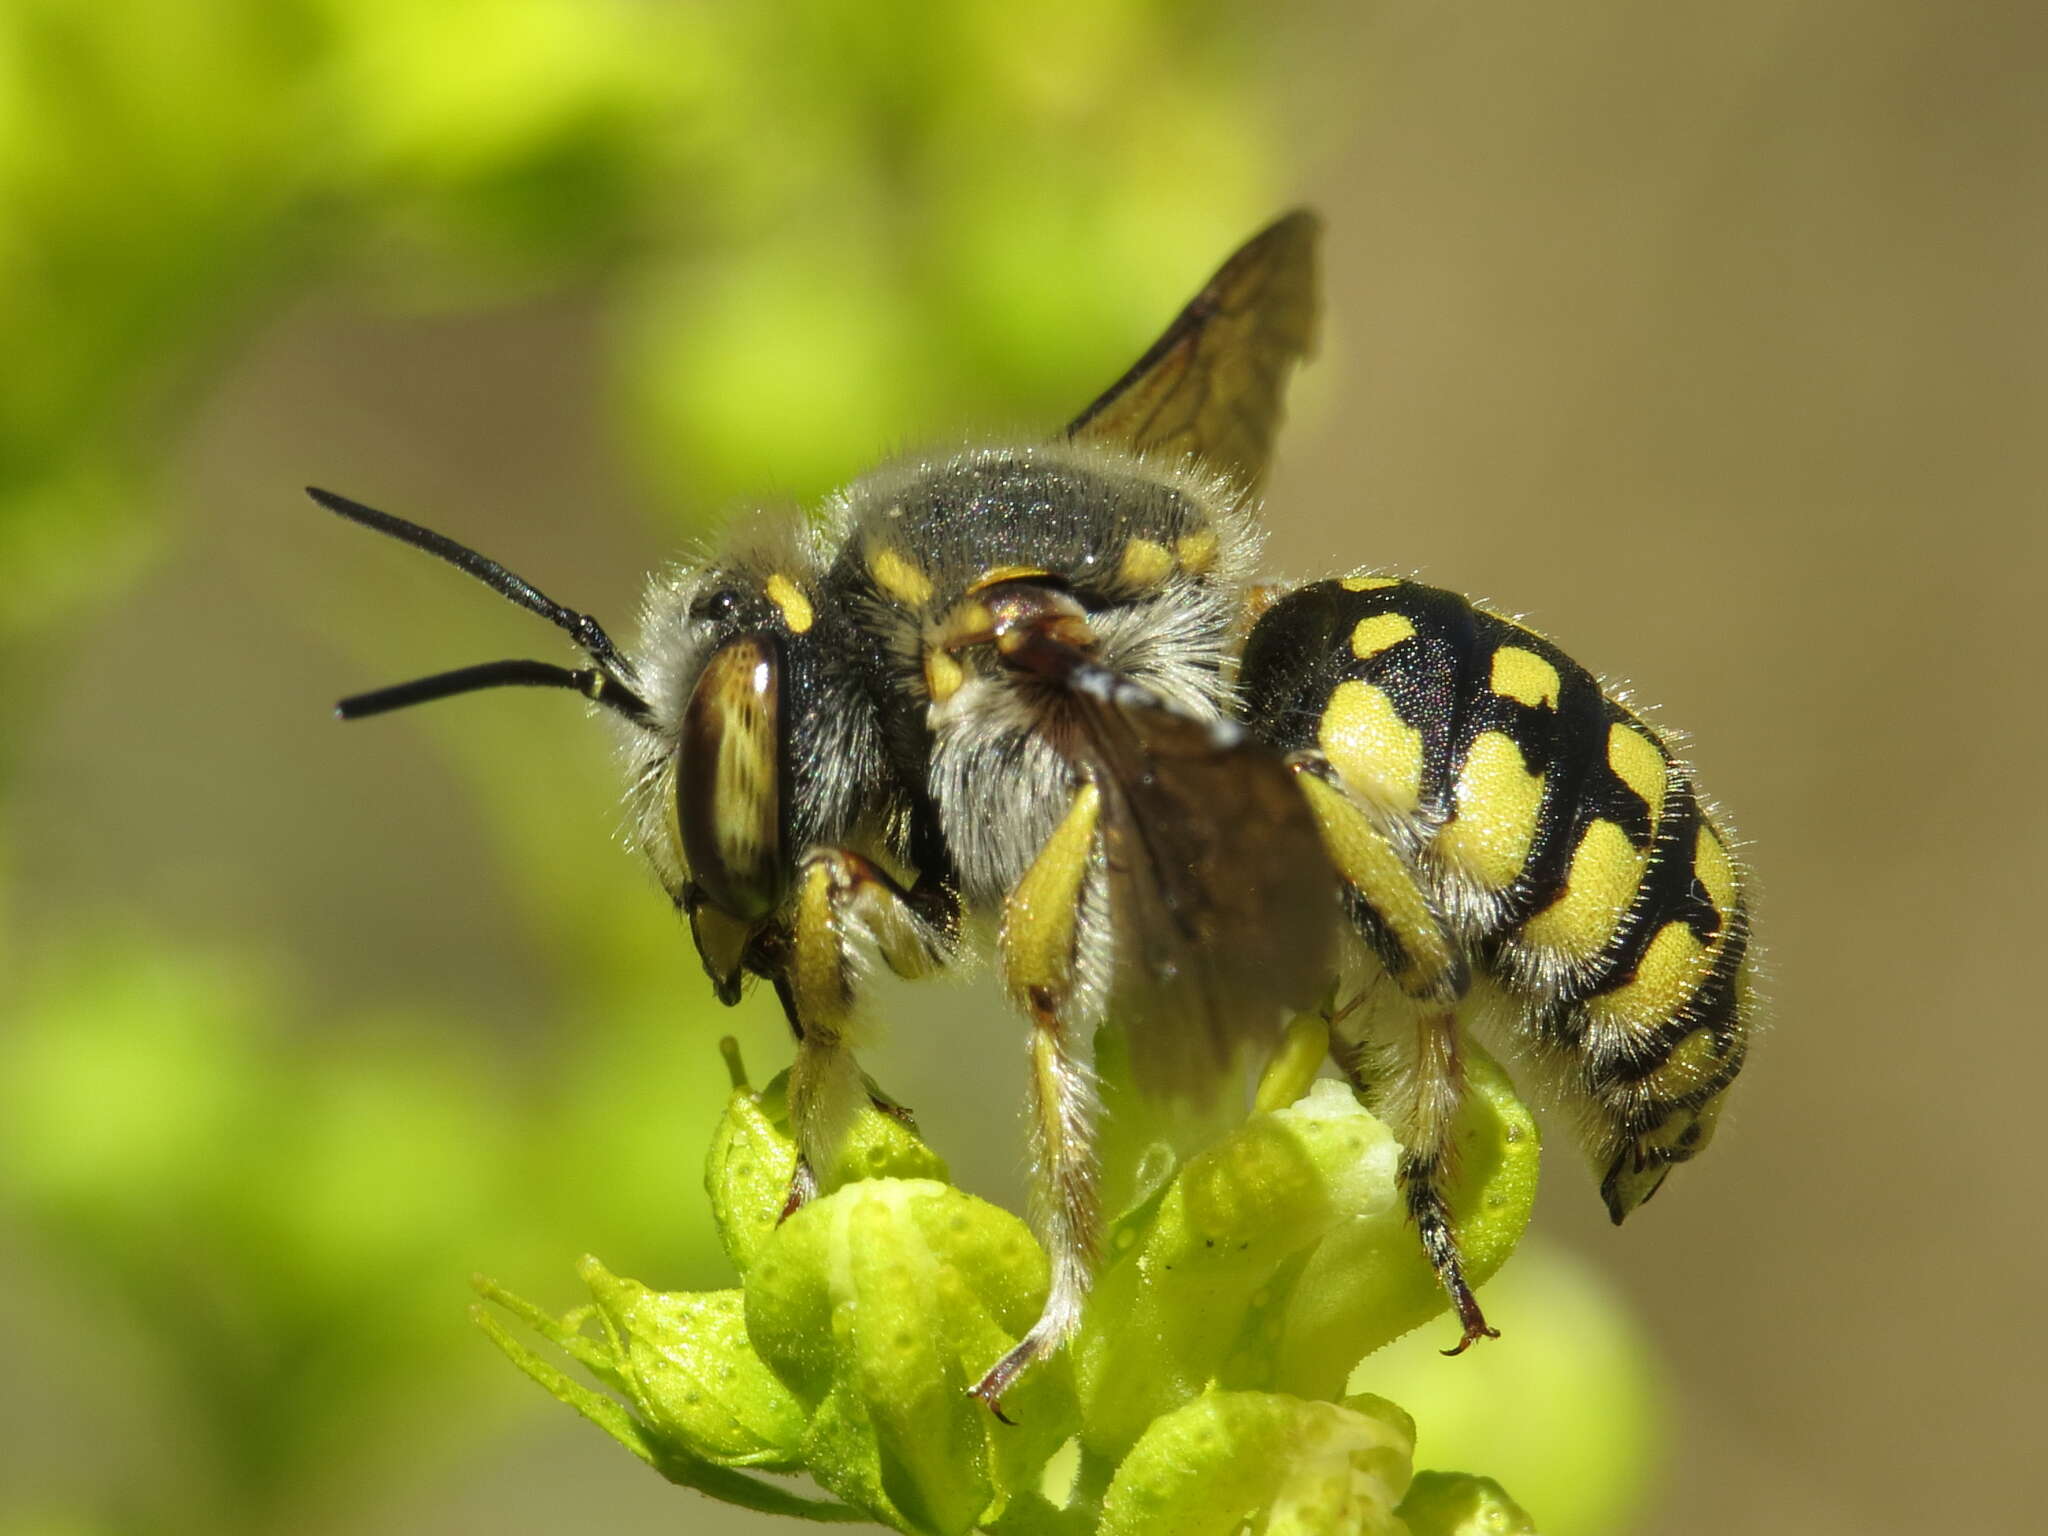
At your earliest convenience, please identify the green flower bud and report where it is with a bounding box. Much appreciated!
[705,1064,948,1275]
[472,1273,855,1523]
[1075,1078,1402,1458]
[1397,1471,1539,1535]
[744,1177,1078,1534]
[575,1257,805,1468]
[1266,1043,1539,1401]
[485,1044,1553,1533]
[1076,1048,1537,1461]
[1097,1389,1416,1536]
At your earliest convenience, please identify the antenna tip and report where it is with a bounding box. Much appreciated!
[306,485,362,518]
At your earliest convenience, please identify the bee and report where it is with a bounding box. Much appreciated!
[315,210,1753,1410]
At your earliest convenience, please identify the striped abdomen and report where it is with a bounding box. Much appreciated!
[1238,576,1752,1218]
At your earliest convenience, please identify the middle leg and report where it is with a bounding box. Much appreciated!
[971,779,1105,1416]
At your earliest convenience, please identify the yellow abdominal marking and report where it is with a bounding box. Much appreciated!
[1002,781,1102,999]
[1491,646,1561,709]
[1638,1024,1730,1100]
[1340,574,1401,592]
[1175,529,1220,576]
[1319,681,1424,815]
[1607,721,1668,817]
[1695,824,1739,921]
[1118,537,1175,588]
[1436,730,1544,890]
[763,573,814,633]
[867,542,933,607]
[1585,920,1709,1040]
[1520,818,1647,964]
[1638,1089,1720,1163]
[1349,612,1416,660]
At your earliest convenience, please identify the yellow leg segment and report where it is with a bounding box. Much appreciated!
[973,781,1103,1415]
[1290,759,1466,1005]
[778,847,954,1209]
[1288,752,1494,1352]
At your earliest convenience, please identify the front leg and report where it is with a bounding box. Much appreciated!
[767,847,956,1211]
[971,780,1105,1417]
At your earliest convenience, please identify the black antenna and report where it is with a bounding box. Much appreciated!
[311,486,652,726]
[337,659,632,720]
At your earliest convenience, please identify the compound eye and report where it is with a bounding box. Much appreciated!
[690,587,743,624]
[677,635,784,922]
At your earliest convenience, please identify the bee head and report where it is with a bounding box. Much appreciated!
[628,545,825,997]
[312,488,843,1005]
[624,517,897,1005]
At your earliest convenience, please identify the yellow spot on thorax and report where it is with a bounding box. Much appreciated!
[1340,574,1401,592]
[763,573,814,633]
[1176,528,1220,576]
[1117,537,1174,588]
[1435,730,1544,890]
[1318,680,1423,815]
[867,542,933,607]
[922,646,966,703]
[1491,646,1561,709]
[1520,818,1646,965]
[1607,721,1668,819]
[1349,612,1416,660]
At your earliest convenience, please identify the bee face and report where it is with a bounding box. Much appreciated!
[318,207,1755,1407]
[624,528,906,997]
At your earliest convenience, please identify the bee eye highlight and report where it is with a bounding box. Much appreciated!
[676,634,784,922]
[692,587,743,623]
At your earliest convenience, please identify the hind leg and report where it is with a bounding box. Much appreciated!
[1328,1000,1498,1353]
[1288,754,1496,1352]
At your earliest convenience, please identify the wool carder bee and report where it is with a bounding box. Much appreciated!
[316,210,1754,1409]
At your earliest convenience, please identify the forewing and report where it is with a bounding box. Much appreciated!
[1068,672,1337,1099]
[1065,208,1322,494]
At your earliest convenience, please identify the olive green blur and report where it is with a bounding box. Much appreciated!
[1,3,2039,1534]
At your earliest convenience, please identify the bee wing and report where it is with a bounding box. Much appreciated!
[1065,208,1322,495]
[1066,669,1338,1099]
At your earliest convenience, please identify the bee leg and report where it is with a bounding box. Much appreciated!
[860,1075,918,1128]
[1333,1010,1498,1353]
[1286,753,1495,1352]
[971,780,1105,1418]
[772,848,956,1217]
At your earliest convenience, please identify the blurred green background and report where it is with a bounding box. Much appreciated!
[3,2,2042,1532]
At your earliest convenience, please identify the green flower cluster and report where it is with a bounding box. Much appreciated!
[480,1031,1541,1534]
